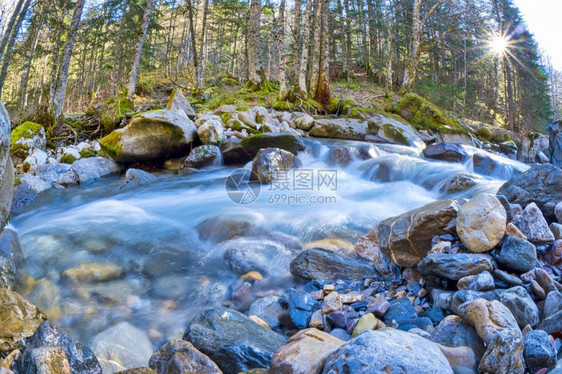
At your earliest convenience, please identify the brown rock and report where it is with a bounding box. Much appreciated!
[339,293,364,304]
[249,316,270,329]
[0,289,46,353]
[457,298,521,344]
[377,200,460,267]
[269,328,344,374]
[149,339,222,374]
[308,310,324,329]
[62,262,123,284]
[530,279,546,299]
[321,292,342,314]
[478,329,524,374]
[434,343,476,369]
[366,295,390,317]
[506,223,527,240]
[29,346,71,374]
[353,226,398,278]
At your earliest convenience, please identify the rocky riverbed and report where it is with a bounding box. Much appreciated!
[1,90,562,373]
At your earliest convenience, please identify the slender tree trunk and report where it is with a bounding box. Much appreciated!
[384,0,393,93]
[187,0,199,90]
[126,0,157,102]
[165,0,178,77]
[293,0,301,82]
[0,0,25,67]
[0,0,32,96]
[277,0,287,99]
[197,0,209,87]
[20,10,45,117]
[247,0,262,88]
[308,0,321,98]
[52,0,87,118]
[111,0,128,96]
[343,0,352,80]
[296,0,312,97]
[315,0,330,105]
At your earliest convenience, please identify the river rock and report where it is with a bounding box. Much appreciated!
[292,113,314,130]
[329,147,354,166]
[250,148,301,184]
[556,201,562,223]
[497,163,562,221]
[0,289,47,353]
[472,153,517,179]
[518,132,550,164]
[366,114,425,148]
[537,309,562,335]
[269,328,344,374]
[220,139,254,164]
[183,307,287,374]
[378,199,460,267]
[550,121,562,167]
[19,148,48,174]
[455,193,506,253]
[309,118,367,140]
[423,143,469,162]
[457,298,520,344]
[523,330,557,373]
[434,344,476,370]
[92,322,153,372]
[280,289,321,329]
[497,236,536,273]
[182,145,222,169]
[322,329,453,374]
[118,168,157,192]
[290,248,375,281]
[241,133,305,156]
[431,315,485,360]
[353,226,399,279]
[445,173,482,193]
[196,216,260,242]
[15,321,102,374]
[0,158,13,232]
[72,157,121,184]
[478,329,524,374]
[512,202,555,244]
[544,290,562,318]
[100,109,197,163]
[35,163,78,186]
[11,174,51,212]
[248,296,284,329]
[498,287,539,328]
[26,346,71,374]
[167,88,196,119]
[198,119,225,145]
[383,298,417,326]
[418,253,493,281]
[221,238,292,276]
[0,229,22,289]
[551,223,562,240]
[10,120,46,160]
[63,262,124,284]
[457,271,494,291]
[148,339,221,374]
[115,369,156,374]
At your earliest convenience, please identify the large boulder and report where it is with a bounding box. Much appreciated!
[182,145,222,169]
[10,120,46,161]
[220,139,254,164]
[455,193,506,253]
[148,339,221,374]
[377,200,460,267]
[518,131,550,164]
[497,163,562,221]
[167,88,196,119]
[389,93,459,132]
[34,163,78,186]
[241,133,305,156]
[71,157,122,184]
[100,109,197,163]
[322,329,453,374]
[220,237,292,276]
[418,253,494,281]
[198,119,225,146]
[117,168,157,192]
[512,202,555,244]
[308,118,367,140]
[183,307,287,374]
[550,122,562,167]
[15,321,102,374]
[250,148,301,184]
[423,143,469,162]
[290,248,376,281]
[0,229,22,290]
[269,328,344,374]
[0,288,47,353]
[366,114,425,148]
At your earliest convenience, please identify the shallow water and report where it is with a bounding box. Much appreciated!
[9,139,528,351]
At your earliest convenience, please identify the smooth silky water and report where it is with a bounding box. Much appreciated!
[8,138,528,347]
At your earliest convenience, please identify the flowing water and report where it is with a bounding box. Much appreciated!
[9,139,528,349]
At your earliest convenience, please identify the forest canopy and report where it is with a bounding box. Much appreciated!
[0,0,557,133]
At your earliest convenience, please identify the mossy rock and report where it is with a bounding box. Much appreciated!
[491,131,512,144]
[476,127,493,141]
[60,154,77,164]
[272,100,297,112]
[390,93,460,132]
[241,133,306,155]
[99,130,124,160]
[437,126,469,136]
[11,121,45,158]
[80,148,96,158]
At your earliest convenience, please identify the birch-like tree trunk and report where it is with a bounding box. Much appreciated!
[315,0,330,105]
[247,0,262,88]
[49,2,69,108]
[52,0,87,117]
[187,0,199,90]
[0,0,32,96]
[308,0,321,98]
[296,0,312,97]
[0,0,25,68]
[277,0,287,99]
[197,0,210,87]
[385,0,393,94]
[292,0,301,82]
[343,0,352,80]
[126,0,157,102]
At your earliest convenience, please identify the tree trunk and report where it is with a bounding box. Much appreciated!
[296,0,312,97]
[0,0,25,67]
[52,0,87,118]
[277,0,287,99]
[49,1,69,108]
[384,0,393,94]
[20,8,45,117]
[187,0,199,90]
[293,0,301,82]
[197,0,209,87]
[315,0,330,106]
[111,0,128,96]
[0,0,32,97]
[126,0,157,102]
[343,0,352,80]
[247,0,262,88]
[308,0,321,98]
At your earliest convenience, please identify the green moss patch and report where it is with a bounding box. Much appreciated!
[99,131,124,160]
[241,133,305,155]
[390,93,460,132]
[60,154,77,164]
[11,121,44,156]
